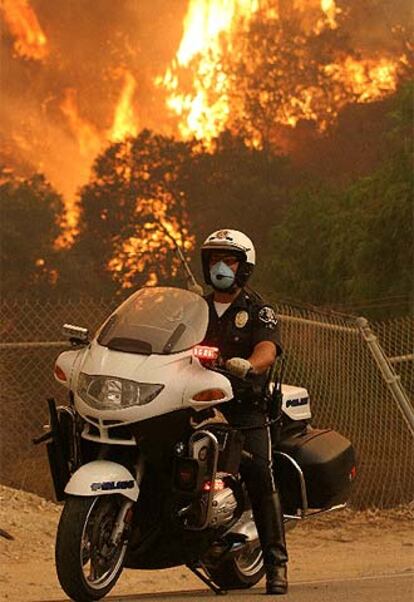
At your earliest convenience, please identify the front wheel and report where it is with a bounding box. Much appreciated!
[207,540,265,589]
[55,495,129,601]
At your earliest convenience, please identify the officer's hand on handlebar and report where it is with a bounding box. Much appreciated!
[225,357,253,379]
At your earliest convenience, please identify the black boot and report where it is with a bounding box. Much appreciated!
[264,553,287,595]
[253,492,288,595]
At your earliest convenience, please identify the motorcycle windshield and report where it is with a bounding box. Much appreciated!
[97,287,209,355]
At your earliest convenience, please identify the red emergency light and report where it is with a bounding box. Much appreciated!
[202,478,225,492]
[193,345,219,361]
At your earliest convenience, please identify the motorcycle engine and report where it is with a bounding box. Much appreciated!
[208,486,238,528]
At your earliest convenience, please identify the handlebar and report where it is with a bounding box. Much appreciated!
[207,364,253,386]
[206,359,283,417]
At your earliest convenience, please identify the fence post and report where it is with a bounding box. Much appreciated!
[357,316,414,437]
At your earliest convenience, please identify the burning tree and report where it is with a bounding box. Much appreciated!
[224,8,403,146]
[159,0,411,147]
[73,130,195,292]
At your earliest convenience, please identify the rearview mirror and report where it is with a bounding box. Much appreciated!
[62,323,90,344]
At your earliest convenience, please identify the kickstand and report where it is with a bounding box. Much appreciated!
[186,563,227,595]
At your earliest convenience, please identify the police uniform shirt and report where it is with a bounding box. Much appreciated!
[202,289,282,407]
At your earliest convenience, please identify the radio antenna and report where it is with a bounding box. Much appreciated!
[158,222,204,295]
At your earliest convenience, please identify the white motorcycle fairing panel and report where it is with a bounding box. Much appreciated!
[54,347,88,389]
[72,340,234,424]
[65,460,139,501]
[182,358,233,409]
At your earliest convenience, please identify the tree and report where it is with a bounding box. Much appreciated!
[342,82,414,316]
[263,184,348,305]
[179,131,294,277]
[0,169,64,298]
[67,129,295,296]
[70,130,195,294]
[264,83,414,317]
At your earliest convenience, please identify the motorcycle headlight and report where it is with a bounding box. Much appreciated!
[77,373,164,410]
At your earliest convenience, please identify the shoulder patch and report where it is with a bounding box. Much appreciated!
[258,306,278,328]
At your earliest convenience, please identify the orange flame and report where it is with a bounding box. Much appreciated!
[57,89,102,242]
[321,0,339,26]
[325,56,400,103]
[1,0,48,60]
[60,89,102,159]
[176,0,259,65]
[156,0,260,143]
[57,71,139,245]
[110,70,139,142]
[314,0,341,33]
[159,0,403,143]
[60,70,139,157]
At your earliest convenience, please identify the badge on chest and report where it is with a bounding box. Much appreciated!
[234,310,249,328]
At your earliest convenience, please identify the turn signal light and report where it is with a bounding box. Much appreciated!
[54,364,67,382]
[192,389,226,402]
[193,345,219,360]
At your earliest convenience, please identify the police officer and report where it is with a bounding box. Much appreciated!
[200,229,288,595]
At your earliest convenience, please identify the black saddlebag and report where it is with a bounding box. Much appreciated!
[274,428,356,512]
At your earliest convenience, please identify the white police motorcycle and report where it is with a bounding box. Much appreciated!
[37,286,355,601]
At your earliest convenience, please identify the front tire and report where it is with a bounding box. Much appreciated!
[56,495,128,601]
[207,541,265,589]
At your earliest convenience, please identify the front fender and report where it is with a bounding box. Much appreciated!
[65,460,139,501]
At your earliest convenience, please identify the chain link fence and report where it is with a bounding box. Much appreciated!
[0,296,413,508]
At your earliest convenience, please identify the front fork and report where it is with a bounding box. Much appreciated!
[110,455,144,545]
[110,500,134,545]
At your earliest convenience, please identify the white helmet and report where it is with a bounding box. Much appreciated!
[201,229,256,288]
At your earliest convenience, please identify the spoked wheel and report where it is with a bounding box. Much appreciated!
[56,495,130,601]
[207,539,265,589]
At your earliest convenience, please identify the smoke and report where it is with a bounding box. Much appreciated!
[337,0,413,53]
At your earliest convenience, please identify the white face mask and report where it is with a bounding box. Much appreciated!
[209,261,236,290]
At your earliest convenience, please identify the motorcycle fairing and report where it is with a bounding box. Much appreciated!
[59,341,233,429]
[54,346,87,389]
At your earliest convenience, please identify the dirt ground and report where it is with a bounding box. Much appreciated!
[0,484,412,602]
